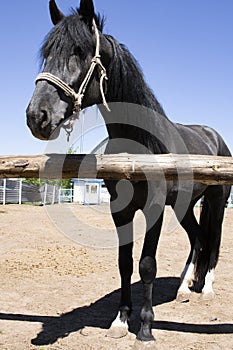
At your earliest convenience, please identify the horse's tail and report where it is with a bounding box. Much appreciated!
[194,184,230,292]
[194,195,212,291]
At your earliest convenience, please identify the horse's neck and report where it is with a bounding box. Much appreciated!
[100,103,176,154]
[99,36,174,151]
[105,36,165,113]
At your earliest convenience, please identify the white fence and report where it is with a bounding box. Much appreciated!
[2,179,230,207]
[0,179,60,205]
[59,188,73,203]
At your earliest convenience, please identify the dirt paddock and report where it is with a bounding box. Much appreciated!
[0,203,232,350]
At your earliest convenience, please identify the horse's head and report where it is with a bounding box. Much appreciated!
[26,0,112,140]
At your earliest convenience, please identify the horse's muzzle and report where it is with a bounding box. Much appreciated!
[26,104,53,140]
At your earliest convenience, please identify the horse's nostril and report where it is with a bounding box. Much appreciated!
[40,110,51,129]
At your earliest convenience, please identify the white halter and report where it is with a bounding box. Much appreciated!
[35,19,110,137]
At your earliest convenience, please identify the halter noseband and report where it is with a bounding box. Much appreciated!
[35,19,110,136]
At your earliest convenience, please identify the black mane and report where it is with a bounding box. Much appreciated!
[105,35,166,116]
[40,8,104,67]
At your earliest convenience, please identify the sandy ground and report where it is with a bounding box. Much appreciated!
[0,203,232,350]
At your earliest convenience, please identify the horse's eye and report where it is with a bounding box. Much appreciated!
[73,46,84,59]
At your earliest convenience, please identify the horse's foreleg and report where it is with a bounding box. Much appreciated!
[137,208,164,342]
[107,208,134,339]
[137,256,157,342]
[108,241,133,338]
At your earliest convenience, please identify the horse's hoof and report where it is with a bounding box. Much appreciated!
[106,326,128,339]
[200,291,215,301]
[134,339,157,350]
[176,291,191,303]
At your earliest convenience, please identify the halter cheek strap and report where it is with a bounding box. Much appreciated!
[35,19,110,135]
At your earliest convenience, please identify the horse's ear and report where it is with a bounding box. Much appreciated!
[49,0,65,25]
[79,0,95,22]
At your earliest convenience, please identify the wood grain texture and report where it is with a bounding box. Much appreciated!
[0,153,233,184]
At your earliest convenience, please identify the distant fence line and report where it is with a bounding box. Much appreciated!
[0,179,60,205]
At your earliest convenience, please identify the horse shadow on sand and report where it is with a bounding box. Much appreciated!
[0,277,232,346]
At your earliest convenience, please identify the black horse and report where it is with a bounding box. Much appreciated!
[26,0,231,344]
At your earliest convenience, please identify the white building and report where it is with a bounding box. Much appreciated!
[72,179,104,205]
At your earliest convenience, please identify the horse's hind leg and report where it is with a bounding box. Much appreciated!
[196,185,230,300]
[174,204,202,302]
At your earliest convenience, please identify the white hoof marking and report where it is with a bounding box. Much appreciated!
[177,262,194,300]
[106,312,128,339]
[202,269,215,298]
[110,311,128,328]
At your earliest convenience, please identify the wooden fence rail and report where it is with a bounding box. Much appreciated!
[0,154,233,185]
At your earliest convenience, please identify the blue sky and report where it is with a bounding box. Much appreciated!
[0,0,232,155]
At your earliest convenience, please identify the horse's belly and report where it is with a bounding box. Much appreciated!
[165,181,207,206]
